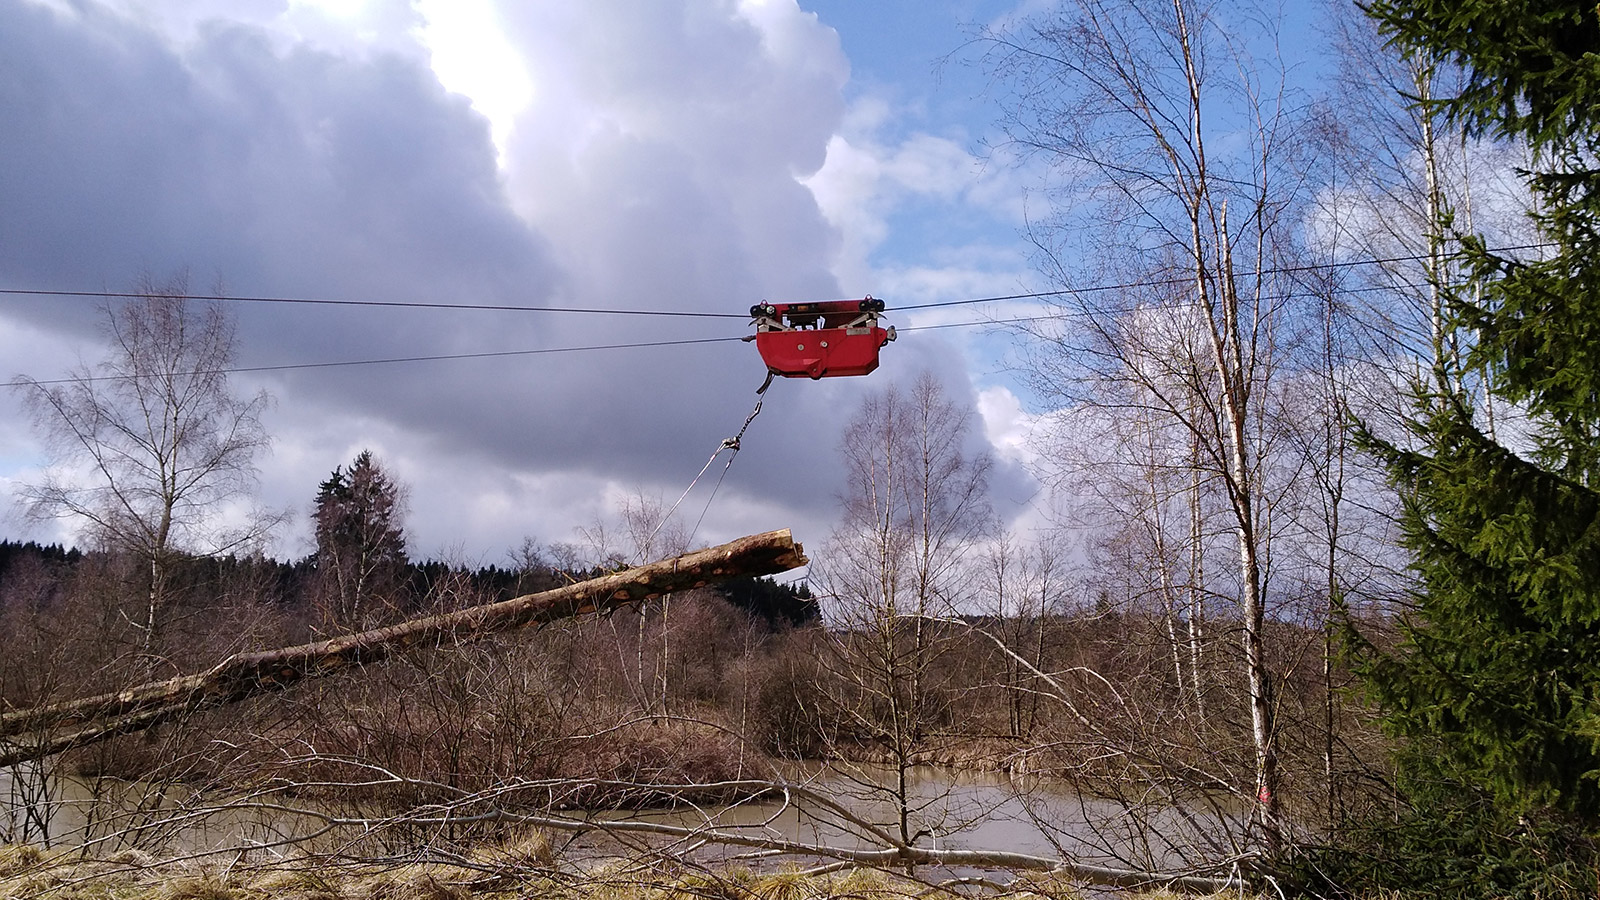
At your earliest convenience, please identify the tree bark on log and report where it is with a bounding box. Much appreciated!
[0,529,807,767]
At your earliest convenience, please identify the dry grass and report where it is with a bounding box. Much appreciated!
[151,876,237,900]
[472,828,556,873]
[345,869,469,900]
[0,844,48,879]
[247,869,342,900]
[747,866,816,900]
[0,849,1280,900]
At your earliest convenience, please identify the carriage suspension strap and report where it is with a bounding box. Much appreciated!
[647,377,769,550]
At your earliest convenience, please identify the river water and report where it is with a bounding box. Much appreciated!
[589,763,1234,874]
[2,760,1232,877]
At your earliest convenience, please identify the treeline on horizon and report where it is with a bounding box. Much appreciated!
[0,537,819,642]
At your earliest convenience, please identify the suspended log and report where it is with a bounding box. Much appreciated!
[0,529,807,767]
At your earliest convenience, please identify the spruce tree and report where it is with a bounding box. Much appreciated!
[312,450,408,626]
[1361,0,1600,819]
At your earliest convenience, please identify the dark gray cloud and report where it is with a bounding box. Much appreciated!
[0,2,549,303]
[0,0,1021,560]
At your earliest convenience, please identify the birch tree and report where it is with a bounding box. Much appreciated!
[981,0,1311,846]
[814,371,995,872]
[1363,0,1600,826]
[578,491,691,716]
[1318,4,1533,431]
[1288,4,1535,825]
[981,533,1072,739]
[13,276,274,666]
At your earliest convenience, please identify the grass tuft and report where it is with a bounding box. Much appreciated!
[354,870,469,900]
[749,866,816,900]
[0,843,49,878]
[251,868,344,900]
[480,828,557,872]
[154,875,238,900]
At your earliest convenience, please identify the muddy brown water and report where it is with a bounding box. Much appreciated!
[2,761,1236,878]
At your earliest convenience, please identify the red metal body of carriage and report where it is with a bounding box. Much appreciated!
[748,297,894,380]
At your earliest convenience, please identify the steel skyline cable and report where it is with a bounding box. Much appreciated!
[12,336,745,386]
[888,242,1555,310]
[0,249,1525,387]
[0,288,747,318]
[0,241,1552,319]
[7,276,1473,386]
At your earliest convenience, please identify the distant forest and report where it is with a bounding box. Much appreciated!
[0,539,818,634]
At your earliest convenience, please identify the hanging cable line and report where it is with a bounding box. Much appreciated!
[0,245,1531,389]
[0,241,1552,321]
[902,278,1451,330]
[887,241,1556,311]
[13,336,745,387]
[648,383,769,553]
[8,274,1462,388]
[0,287,747,318]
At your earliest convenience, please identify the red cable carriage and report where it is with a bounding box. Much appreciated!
[748,297,895,380]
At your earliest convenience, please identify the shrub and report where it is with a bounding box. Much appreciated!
[1282,784,1600,899]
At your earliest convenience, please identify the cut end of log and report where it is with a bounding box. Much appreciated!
[678,528,806,576]
[761,528,808,570]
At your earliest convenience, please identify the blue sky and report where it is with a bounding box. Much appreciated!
[805,0,1009,149]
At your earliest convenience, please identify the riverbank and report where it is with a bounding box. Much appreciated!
[0,844,1248,900]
